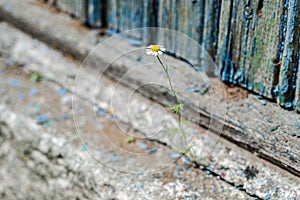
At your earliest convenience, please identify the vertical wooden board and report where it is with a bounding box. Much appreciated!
[57,0,85,20]
[242,0,284,98]
[278,0,299,109]
[218,0,234,81]
[157,0,173,51]
[142,0,158,44]
[107,0,117,32]
[157,0,204,65]
[218,0,284,98]
[118,0,127,33]
[177,0,187,57]
[227,0,244,83]
[107,0,151,40]
[85,0,102,27]
[297,62,300,112]
[203,0,221,60]
[202,0,222,76]
[131,0,145,39]
[186,0,202,64]
[182,0,204,65]
[170,0,178,53]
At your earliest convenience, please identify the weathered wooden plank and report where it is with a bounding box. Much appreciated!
[203,0,221,60]
[217,0,234,81]
[85,0,102,27]
[157,0,172,52]
[142,0,158,44]
[219,0,284,98]
[106,0,152,40]
[297,64,300,112]
[295,74,300,113]
[278,0,299,109]
[157,0,206,65]
[56,0,85,20]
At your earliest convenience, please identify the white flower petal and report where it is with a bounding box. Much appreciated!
[145,44,165,56]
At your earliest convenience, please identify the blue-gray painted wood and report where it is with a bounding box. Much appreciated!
[106,0,152,40]
[278,0,299,110]
[85,0,102,27]
[43,0,300,112]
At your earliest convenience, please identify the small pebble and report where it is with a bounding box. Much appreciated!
[176,166,183,171]
[260,100,267,105]
[200,86,210,95]
[173,172,182,179]
[265,193,271,200]
[185,84,200,93]
[105,154,121,161]
[61,96,71,105]
[147,147,158,154]
[135,184,143,189]
[96,124,103,130]
[8,78,22,86]
[138,142,147,150]
[29,88,38,96]
[184,157,191,165]
[61,114,72,121]
[57,88,68,96]
[18,94,25,101]
[96,108,106,116]
[170,153,181,159]
[266,118,273,123]
[269,126,279,132]
[37,114,49,124]
[81,145,88,151]
[236,169,244,176]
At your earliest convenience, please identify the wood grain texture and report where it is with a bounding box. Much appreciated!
[278,0,300,109]
[106,0,152,40]
[218,0,284,99]
[85,0,102,27]
[157,0,207,66]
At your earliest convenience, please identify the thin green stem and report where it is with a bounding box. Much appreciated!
[156,55,192,157]
[156,55,182,125]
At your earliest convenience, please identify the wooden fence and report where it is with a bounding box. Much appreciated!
[40,0,299,112]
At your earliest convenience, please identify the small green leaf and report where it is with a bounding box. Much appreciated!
[125,137,135,144]
[30,72,41,83]
[168,104,183,114]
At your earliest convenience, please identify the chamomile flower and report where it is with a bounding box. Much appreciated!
[146,45,165,56]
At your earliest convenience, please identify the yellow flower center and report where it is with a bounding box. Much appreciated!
[150,45,160,52]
